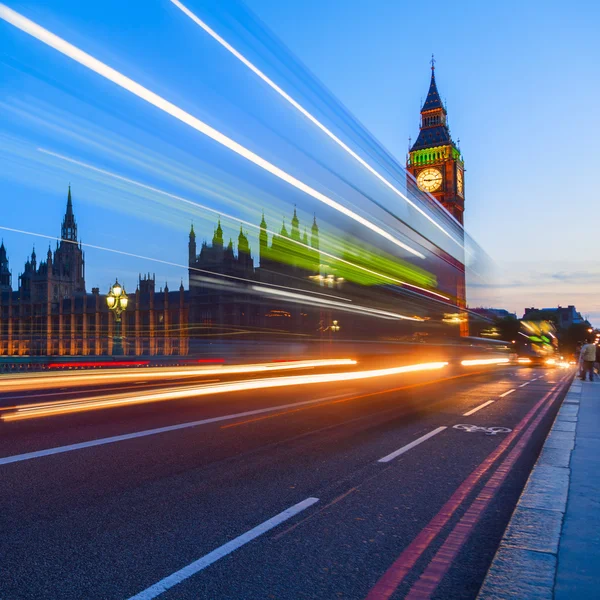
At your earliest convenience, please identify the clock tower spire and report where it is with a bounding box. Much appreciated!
[407,60,465,224]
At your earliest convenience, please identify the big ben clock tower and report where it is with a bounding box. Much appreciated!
[407,58,465,224]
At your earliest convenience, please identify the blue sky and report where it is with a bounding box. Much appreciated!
[243,0,600,320]
[1,0,599,320]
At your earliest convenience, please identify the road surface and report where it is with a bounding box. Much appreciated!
[0,364,570,599]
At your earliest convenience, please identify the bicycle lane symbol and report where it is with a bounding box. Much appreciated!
[453,424,512,436]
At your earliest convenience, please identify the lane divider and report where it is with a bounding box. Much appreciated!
[0,368,491,466]
[0,394,348,466]
[126,497,319,600]
[461,382,522,419]
[378,427,447,463]
[403,375,572,599]
[463,400,494,417]
[364,376,570,600]
[518,382,530,388]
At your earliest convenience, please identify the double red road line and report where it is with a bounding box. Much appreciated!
[365,374,571,600]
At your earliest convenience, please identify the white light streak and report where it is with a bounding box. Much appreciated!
[0,224,350,304]
[170,0,465,250]
[0,4,424,258]
[251,285,423,321]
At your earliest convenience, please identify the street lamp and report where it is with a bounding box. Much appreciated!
[330,320,340,333]
[106,279,128,355]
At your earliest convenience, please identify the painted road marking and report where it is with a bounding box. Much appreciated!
[403,376,569,599]
[499,389,515,398]
[463,400,494,416]
[0,394,347,466]
[127,497,319,600]
[453,424,512,435]
[518,382,530,388]
[365,378,570,600]
[378,427,447,463]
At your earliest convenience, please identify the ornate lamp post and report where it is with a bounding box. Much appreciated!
[106,279,128,355]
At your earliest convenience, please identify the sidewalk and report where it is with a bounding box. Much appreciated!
[478,374,600,599]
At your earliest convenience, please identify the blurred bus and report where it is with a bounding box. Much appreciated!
[515,320,558,366]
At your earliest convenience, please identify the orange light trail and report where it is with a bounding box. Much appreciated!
[222,369,488,430]
[0,359,356,392]
[1,361,448,422]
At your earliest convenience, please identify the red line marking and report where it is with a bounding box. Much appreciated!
[46,358,225,368]
[364,375,570,600]
[47,360,150,368]
[405,374,571,599]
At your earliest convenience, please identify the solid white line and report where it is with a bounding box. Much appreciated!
[127,497,319,599]
[463,400,494,416]
[518,382,530,388]
[378,426,447,463]
[499,389,515,398]
[0,394,346,466]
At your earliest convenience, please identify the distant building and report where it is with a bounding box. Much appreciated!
[18,185,86,304]
[406,59,468,337]
[188,208,322,343]
[406,59,465,224]
[0,240,12,292]
[0,188,189,357]
[523,305,587,329]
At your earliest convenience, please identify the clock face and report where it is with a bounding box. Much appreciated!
[456,169,464,196]
[417,168,443,193]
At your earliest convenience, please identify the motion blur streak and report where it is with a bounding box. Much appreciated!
[0,4,425,258]
[0,359,357,392]
[460,358,511,366]
[1,362,448,421]
[38,149,435,294]
[251,286,424,321]
[223,370,489,429]
[0,224,358,305]
[170,0,464,250]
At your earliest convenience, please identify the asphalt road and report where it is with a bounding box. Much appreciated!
[0,364,571,599]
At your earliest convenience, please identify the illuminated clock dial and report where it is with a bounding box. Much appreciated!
[417,168,443,193]
[456,169,464,196]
